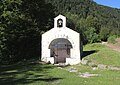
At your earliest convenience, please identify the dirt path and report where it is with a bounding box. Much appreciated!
[103,38,120,52]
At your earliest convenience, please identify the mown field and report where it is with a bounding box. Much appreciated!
[0,43,120,85]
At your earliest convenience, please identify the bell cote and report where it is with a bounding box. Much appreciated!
[54,15,66,28]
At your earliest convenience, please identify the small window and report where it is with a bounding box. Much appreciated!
[57,19,63,28]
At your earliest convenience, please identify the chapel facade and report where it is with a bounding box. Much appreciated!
[41,15,82,65]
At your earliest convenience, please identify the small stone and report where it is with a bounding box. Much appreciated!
[98,64,107,69]
[81,60,89,65]
[102,42,107,45]
[68,67,78,72]
[107,66,120,71]
[88,62,97,67]
[69,69,78,72]
[79,72,100,78]
[92,67,98,70]
[57,67,63,69]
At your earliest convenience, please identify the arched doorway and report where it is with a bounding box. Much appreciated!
[49,38,73,64]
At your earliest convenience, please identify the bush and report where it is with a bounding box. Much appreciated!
[107,35,117,44]
[85,27,100,44]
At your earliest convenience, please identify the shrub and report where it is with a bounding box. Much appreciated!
[107,35,117,44]
[85,27,100,44]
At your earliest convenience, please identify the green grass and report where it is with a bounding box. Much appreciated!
[0,43,120,85]
[0,63,120,85]
[83,43,120,66]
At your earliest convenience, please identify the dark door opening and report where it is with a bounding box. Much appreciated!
[52,48,70,64]
[49,38,72,64]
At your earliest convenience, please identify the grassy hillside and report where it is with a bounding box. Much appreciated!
[0,43,120,85]
[84,43,120,66]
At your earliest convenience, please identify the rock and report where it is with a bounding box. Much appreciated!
[88,62,97,67]
[68,67,78,73]
[58,63,66,67]
[69,69,78,72]
[57,67,63,69]
[81,60,89,65]
[79,72,100,78]
[92,67,98,70]
[98,64,107,69]
[102,42,107,45]
[107,66,120,71]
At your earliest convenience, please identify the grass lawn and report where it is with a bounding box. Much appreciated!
[83,43,120,66]
[1,63,120,85]
[0,43,120,85]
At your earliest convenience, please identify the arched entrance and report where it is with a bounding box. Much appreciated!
[49,38,73,64]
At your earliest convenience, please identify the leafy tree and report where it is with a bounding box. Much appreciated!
[46,0,120,43]
[85,27,100,43]
[0,0,55,64]
[99,27,110,41]
[65,12,79,30]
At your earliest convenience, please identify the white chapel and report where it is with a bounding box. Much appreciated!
[41,15,82,65]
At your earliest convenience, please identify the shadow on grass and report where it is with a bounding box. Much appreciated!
[0,76,63,85]
[81,50,98,59]
[0,62,63,85]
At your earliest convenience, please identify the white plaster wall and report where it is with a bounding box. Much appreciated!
[66,58,80,65]
[42,27,81,64]
[41,15,81,65]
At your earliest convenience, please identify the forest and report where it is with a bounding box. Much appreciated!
[0,0,120,64]
[46,0,120,42]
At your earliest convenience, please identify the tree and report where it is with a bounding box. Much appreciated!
[0,0,55,64]
[46,0,120,43]
[65,12,79,30]
[85,27,100,43]
[99,27,110,41]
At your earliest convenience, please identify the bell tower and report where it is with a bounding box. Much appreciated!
[54,14,66,28]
